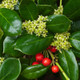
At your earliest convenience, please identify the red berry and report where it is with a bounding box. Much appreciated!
[50,46,57,53]
[35,53,44,62]
[47,46,52,50]
[42,58,51,66]
[51,65,59,73]
[32,62,39,65]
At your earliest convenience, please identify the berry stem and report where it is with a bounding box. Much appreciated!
[60,0,62,6]
[48,50,54,65]
[56,62,70,80]
[48,51,70,80]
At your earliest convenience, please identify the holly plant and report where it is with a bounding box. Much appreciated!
[0,0,80,80]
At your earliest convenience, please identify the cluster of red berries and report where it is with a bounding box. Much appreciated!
[32,53,51,66]
[32,46,59,73]
[47,46,57,53]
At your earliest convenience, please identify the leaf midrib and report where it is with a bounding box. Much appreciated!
[26,6,34,20]
[0,12,12,26]
[47,23,68,26]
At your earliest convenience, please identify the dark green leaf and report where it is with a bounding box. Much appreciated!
[63,0,69,6]
[69,31,80,51]
[37,0,57,15]
[0,58,21,80]
[46,15,71,33]
[59,50,79,80]
[37,0,57,8]
[14,34,53,55]
[70,21,80,32]
[37,5,54,16]
[20,58,29,71]
[19,0,38,20]
[0,28,3,39]
[64,0,80,21]
[22,64,49,79]
[3,36,22,57]
[71,48,80,58]
[0,8,22,36]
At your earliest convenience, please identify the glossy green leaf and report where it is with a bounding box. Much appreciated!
[46,15,71,33]
[3,36,22,57]
[14,34,53,55]
[0,8,21,36]
[69,31,80,51]
[71,21,80,32]
[22,64,49,79]
[0,58,21,80]
[59,50,79,80]
[0,8,22,36]
[71,48,80,58]
[19,0,38,20]
[64,0,80,20]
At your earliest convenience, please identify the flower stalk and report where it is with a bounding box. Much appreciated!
[48,51,70,80]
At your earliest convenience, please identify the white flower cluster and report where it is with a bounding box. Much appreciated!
[0,57,4,66]
[54,5,63,15]
[22,15,48,37]
[0,0,18,10]
[51,32,72,53]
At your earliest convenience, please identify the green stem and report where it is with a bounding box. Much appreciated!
[48,50,70,80]
[56,62,70,80]
[48,50,54,60]
[48,50,54,65]
[60,0,62,6]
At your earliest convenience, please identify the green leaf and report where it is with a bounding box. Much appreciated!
[46,15,71,33]
[59,50,79,80]
[71,48,80,58]
[19,0,38,20]
[37,5,54,16]
[37,0,57,8]
[0,28,3,39]
[70,21,80,32]
[69,31,80,51]
[22,64,49,79]
[14,34,53,55]
[3,36,22,57]
[64,0,80,21]
[63,0,69,5]
[37,0,57,15]
[0,8,22,36]
[0,58,21,80]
